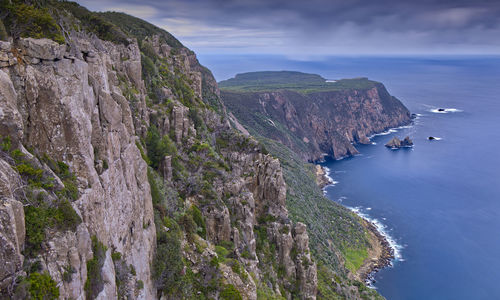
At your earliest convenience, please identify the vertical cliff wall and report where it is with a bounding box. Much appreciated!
[221,72,412,161]
[0,3,320,299]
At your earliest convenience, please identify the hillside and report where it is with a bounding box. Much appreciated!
[221,71,412,161]
[220,71,412,298]
[219,71,377,93]
[1,2,383,300]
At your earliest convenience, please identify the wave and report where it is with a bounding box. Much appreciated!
[368,124,413,139]
[323,166,339,187]
[347,206,404,263]
[429,108,463,114]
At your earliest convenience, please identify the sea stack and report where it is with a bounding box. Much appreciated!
[385,136,414,148]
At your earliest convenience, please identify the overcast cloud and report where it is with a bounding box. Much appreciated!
[78,0,500,56]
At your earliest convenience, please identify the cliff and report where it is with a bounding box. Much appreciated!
[220,71,412,298]
[220,71,412,161]
[0,2,317,300]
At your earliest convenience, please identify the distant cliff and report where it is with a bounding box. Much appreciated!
[221,71,411,161]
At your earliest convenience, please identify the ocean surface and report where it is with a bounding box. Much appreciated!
[199,54,500,299]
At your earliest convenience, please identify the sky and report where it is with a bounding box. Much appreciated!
[78,0,500,57]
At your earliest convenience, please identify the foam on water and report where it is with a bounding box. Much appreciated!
[429,108,463,114]
[347,206,404,263]
[368,124,414,140]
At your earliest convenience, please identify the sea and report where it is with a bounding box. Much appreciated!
[198,54,500,300]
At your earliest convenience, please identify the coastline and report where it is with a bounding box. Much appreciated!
[315,164,333,188]
[357,218,394,283]
[317,164,395,284]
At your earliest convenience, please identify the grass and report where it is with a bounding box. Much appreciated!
[342,247,368,273]
[219,71,377,93]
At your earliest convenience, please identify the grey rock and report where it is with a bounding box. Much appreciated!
[19,38,66,60]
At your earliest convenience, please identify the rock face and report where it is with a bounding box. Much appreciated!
[385,136,413,148]
[221,74,412,161]
[0,35,155,298]
[0,7,318,300]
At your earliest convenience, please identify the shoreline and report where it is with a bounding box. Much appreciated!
[317,164,396,284]
[358,218,395,284]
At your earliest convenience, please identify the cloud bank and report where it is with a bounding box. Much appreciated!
[79,0,500,56]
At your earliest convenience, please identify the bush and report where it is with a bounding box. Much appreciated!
[24,198,81,255]
[27,272,59,300]
[153,227,184,294]
[136,280,144,290]
[0,19,7,41]
[145,126,177,169]
[215,246,229,260]
[220,284,242,300]
[188,205,206,238]
[85,236,107,299]
[178,213,196,242]
[0,2,65,43]
[111,251,122,262]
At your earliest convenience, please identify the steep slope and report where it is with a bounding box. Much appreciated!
[220,71,412,298]
[0,1,318,300]
[220,72,412,161]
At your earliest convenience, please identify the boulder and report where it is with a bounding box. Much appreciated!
[385,136,413,148]
[19,38,66,60]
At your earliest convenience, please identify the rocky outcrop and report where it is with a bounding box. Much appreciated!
[385,136,413,148]
[315,165,332,188]
[0,159,25,293]
[0,19,318,300]
[221,76,412,161]
[0,35,156,299]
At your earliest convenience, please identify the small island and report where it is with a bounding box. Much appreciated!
[385,136,414,149]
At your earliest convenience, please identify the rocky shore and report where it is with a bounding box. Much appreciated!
[315,165,333,188]
[316,165,394,283]
[357,219,395,283]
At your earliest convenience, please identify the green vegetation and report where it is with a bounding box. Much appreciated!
[50,1,128,44]
[0,140,82,256]
[343,246,368,273]
[26,272,60,300]
[145,125,178,169]
[85,236,107,299]
[220,284,242,300]
[153,216,185,295]
[98,11,183,48]
[0,0,65,43]
[188,205,206,238]
[24,198,81,255]
[219,71,377,93]
[0,18,8,40]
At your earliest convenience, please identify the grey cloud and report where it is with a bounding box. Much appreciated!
[78,0,500,55]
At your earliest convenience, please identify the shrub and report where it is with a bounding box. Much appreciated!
[215,246,229,260]
[85,236,107,299]
[188,205,206,238]
[178,213,196,242]
[145,126,178,169]
[27,272,59,300]
[0,2,65,43]
[62,265,75,282]
[220,284,242,300]
[111,251,122,262]
[1,136,11,151]
[153,228,184,294]
[136,280,144,290]
[0,19,7,41]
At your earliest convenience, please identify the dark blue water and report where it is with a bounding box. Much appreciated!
[198,55,500,299]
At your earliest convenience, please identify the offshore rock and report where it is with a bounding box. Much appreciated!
[385,136,413,148]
